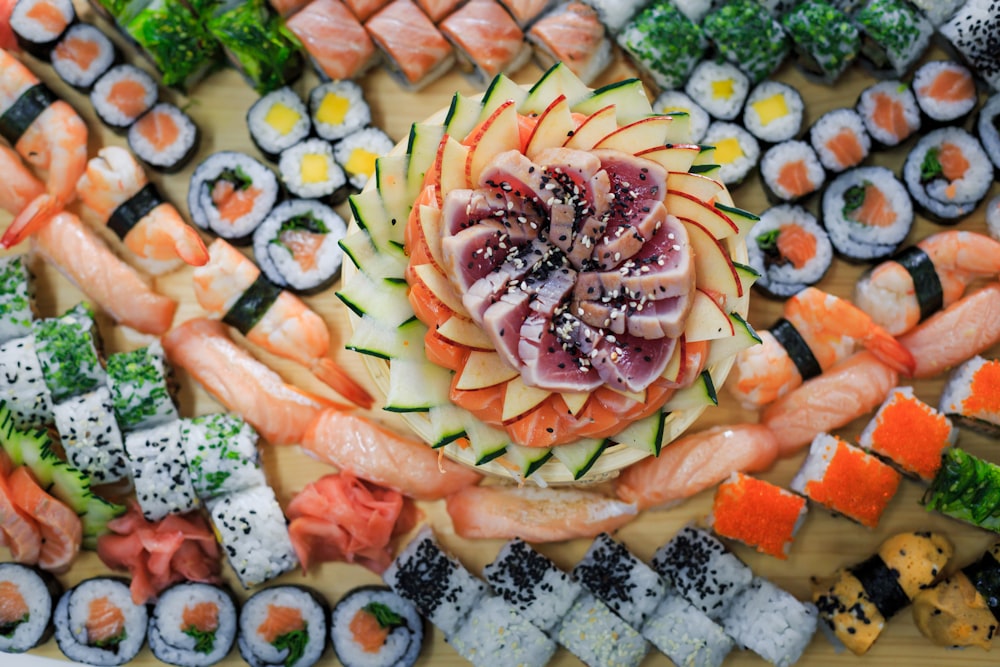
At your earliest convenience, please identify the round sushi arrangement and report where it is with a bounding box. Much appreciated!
[1,0,1000,666]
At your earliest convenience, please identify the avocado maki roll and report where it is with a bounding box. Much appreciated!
[106,341,178,432]
[32,303,105,404]
[0,254,35,345]
[702,0,790,84]
[180,413,266,501]
[330,586,424,667]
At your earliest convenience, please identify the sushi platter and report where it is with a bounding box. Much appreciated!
[3,0,1000,665]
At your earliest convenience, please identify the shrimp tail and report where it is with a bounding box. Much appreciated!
[2,194,62,248]
[312,357,375,410]
[863,327,917,377]
[175,225,210,267]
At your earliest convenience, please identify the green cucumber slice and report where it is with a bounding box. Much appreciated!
[445,91,482,142]
[694,145,716,165]
[661,111,692,145]
[689,163,721,176]
[715,202,759,237]
[384,359,451,412]
[336,271,414,327]
[406,122,445,204]
[479,74,528,122]
[339,230,407,281]
[427,404,468,448]
[522,62,590,115]
[349,189,405,254]
[503,443,553,478]
[573,78,652,124]
[463,418,509,465]
[613,411,667,456]
[376,154,411,233]
[705,313,762,368]
[662,371,718,412]
[345,316,428,361]
[551,438,607,480]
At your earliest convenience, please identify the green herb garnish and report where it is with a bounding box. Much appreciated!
[272,629,309,667]
[363,602,404,630]
[920,147,943,183]
[93,630,126,651]
[842,183,868,219]
[0,613,28,638]
[754,229,781,252]
[183,626,217,654]
[213,165,254,191]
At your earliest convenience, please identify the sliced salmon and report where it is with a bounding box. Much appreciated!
[937,142,969,182]
[776,160,814,198]
[366,0,453,86]
[846,183,896,227]
[257,605,304,644]
[350,608,390,653]
[416,0,463,22]
[211,182,263,223]
[85,596,126,645]
[527,3,607,83]
[343,0,389,20]
[0,469,41,565]
[25,1,69,33]
[870,92,911,143]
[776,224,818,270]
[107,79,149,118]
[8,467,81,573]
[440,0,526,79]
[825,128,865,169]
[279,230,325,272]
[131,108,180,151]
[53,32,101,70]
[919,67,975,105]
[498,0,552,24]
[182,602,220,634]
[0,580,29,629]
[286,0,376,80]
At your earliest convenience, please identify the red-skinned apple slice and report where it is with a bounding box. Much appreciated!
[412,262,469,318]
[437,315,496,350]
[418,204,445,270]
[666,171,726,205]
[635,145,701,172]
[525,95,575,160]
[593,115,675,152]
[563,104,618,150]
[465,99,520,185]
[685,288,736,341]
[660,336,686,383]
[665,191,738,240]
[680,216,742,303]
[557,391,590,417]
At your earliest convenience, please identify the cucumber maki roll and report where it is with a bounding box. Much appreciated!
[821,166,912,262]
[853,0,933,77]
[334,128,394,192]
[9,0,76,60]
[53,386,129,486]
[32,303,105,404]
[188,151,280,244]
[53,577,148,666]
[206,0,304,95]
[123,420,200,522]
[0,563,62,653]
[0,254,35,345]
[278,138,348,205]
[238,585,327,667]
[903,126,992,224]
[148,582,239,667]
[616,2,707,92]
[0,335,53,429]
[247,87,311,163]
[51,23,118,91]
[702,0,790,84]
[106,341,178,432]
[180,413,266,501]
[308,80,370,143]
[252,199,348,294]
[781,0,859,84]
[925,448,1000,532]
[330,586,424,667]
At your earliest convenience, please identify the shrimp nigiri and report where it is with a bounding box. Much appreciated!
[614,424,780,511]
[0,144,43,215]
[192,238,373,409]
[162,318,347,446]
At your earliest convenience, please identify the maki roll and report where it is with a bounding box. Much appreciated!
[903,126,992,224]
[9,0,75,59]
[448,596,557,667]
[0,335,54,429]
[32,303,106,404]
[940,356,1000,437]
[54,577,148,666]
[105,342,178,432]
[780,0,859,84]
[821,166,913,262]
[908,0,963,26]
[439,0,533,87]
[90,64,158,132]
[180,413,267,501]
[252,199,348,293]
[742,81,805,145]
[148,582,239,667]
[643,590,734,667]
[238,585,328,667]
[684,60,750,121]
[790,433,901,528]
[52,386,130,486]
[912,60,978,124]
[813,532,953,655]
[573,533,667,629]
[278,138,348,204]
[123,420,200,521]
[128,103,200,173]
[526,2,612,86]
[616,2,707,92]
[365,0,455,91]
[939,1,1000,91]
[580,0,650,34]
[709,472,808,559]
[334,127,395,192]
[853,0,933,77]
[701,121,760,187]
[0,563,62,653]
[0,254,35,345]
[330,586,423,667]
[859,386,956,481]
[556,591,649,667]
[856,80,920,148]
[308,80,371,143]
[651,90,709,144]
[759,140,826,203]
[809,108,870,174]
[721,577,818,667]
[51,23,117,91]
[248,87,311,163]
[701,0,790,84]
[188,151,280,244]
[747,204,833,299]
[978,93,1000,174]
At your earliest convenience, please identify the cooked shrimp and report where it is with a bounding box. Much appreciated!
[192,239,373,409]
[0,144,44,215]
[0,48,87,245]
[855,231,1000,336]
[71,147,208,269]
[899,282,1000,379]
[761,351,898,456]
[302,409,483,500]
[32,212,177,335]
[615,424,780,511]
[162,318,348,445]
[730,288,915,409]
[445,484,638,542]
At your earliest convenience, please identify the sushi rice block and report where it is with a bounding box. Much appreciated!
[0,335,54,429]
[447,595,557,667]
[940,0,1000,91]
[286,0,379,81]
[859,386,956,480]
[573,533,667,629]
[53,386,130,486]
[721,576,818,667]
[709,472,807,559]
[940,356,1000,437]
[366,0,455,91]
[556,591,649,667]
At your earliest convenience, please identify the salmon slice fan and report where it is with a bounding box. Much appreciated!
[8,467,82,573]
[0,469,41,564]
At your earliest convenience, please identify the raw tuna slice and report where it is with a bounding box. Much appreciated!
[441,223,523,293]
[518,314,603,392]
[463,239,551,319]
[441,188,542,239]
[592,198,666,270]
[595,149,668,205]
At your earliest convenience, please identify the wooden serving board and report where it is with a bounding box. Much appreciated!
[3,4,1000,665]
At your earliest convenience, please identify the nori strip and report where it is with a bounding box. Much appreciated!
[923,449,1000,532]
[0,84,57,145]
[122,0,223,91]
[222,273,282,334]
[771,318,822,381]
[848,554,910,619]
[962,548,1000,622]
[894,246,943,321]
[107,183,163,240]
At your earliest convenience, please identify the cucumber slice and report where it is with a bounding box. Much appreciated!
[705,313,762,368]
[346,316,428,361]
[573,78,652,124]
[349,189,404,253]
[336,271,414,327]
[661,111,692,145]
[689,164,721,176]
[376,154,411,233]
[522,62,590,115]
[503,443,553,478]
[339,230,407,281]
[734,263,761,292]
[551,438,607,480]
[662,371,718,412]
[613,411,667,456]
[427,404,467,448]
[463,417,509,465]
[384,359,452,412]
[406,122,445,204]
[479,74,528,122]
[445,91,482,142]
[693,145,716,165]
[715,202,759,237]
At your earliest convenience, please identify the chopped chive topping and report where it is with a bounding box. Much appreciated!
[363,602,404,629]
[212,165,253,191]
[183,626,217,654]
[920,147,943,182]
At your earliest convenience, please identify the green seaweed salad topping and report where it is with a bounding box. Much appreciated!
[920,147,944,183]
[183,626,217,654]
[363,602,405,630]
[923,449,1000,532]
[207,0,304,95]
[272,212,331,253]
[0,613,28,638]
[271,627,309,667]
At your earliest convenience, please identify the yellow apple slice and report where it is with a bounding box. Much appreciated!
[660,337,684,383]
[412,263,468,318]
[525,95,575,161]
[437,315,496,350]
[563,104,618,150]
[666,171,726,205]
[685,288,736,342]
[456,351,520,390]
[635,145,701,172]
[502,376,552,421]
[665,191,738,240]
[438,136,470,202]
[558,391,590,417]
[681,217,742,303]
[418,204,445,269]
[593,116,675,152]
[466,99,520,185]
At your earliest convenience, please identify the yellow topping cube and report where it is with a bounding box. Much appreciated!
[714,137,744,165]
[316,93,350,126]
[752,93,789,126]
[345,148,378,178]
[300,154,329,184]
[264,102,301,135]
[711,78,735,100]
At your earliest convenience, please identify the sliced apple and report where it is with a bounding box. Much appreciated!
[479,73,528,122]
[437,315,495,350]
[593,116,675,153]
[521,62,591,115]
[418,204,445,270]
[665,191,738,240]
[412,262,468,318]
[438,136,471,202]
[660,336,685,383]
[466,99,520,186]
[666,171,726,206]
[681,217,742,303]
[455,351,520,390]
[730,262,760,315]
[635,144,700,172]
[604,385,646,405]
[661,370,717,412]
[685,288,736,342]
[558,391,590,417]
[502,376,552,421]
[564,104,618,150]
[525,95,575,160]
[573,78,651,124]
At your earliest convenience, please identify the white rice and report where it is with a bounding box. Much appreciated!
[0,335,53,429]
[449,596,557,667]
[90,64,158,128]
[701,121,760,186]
[652,90,710,143]
[672,0,714,22]
[247,86,311,158]
[579,0,649,33]
[238,586,326,667]
[180,413,266,501]
[822,166,912,261]
[278,138,346,200]
[685,60,750,121]
[10,0,74,43]
[127,103,199,170]
[55,578,147,666]
[124,421,199,522]
[743,80,804,144]
[149,583,238,667]
[856,80,920,147]
[940,356,1000,434]
[987,194,1000,241]
[334,127,395,190]
[747,204,833,298]
[721,576,818,667]
[809,108,871,172]
[51,23,116,89]
[308,80,371,142]
[642,591,734,667]
[789,432,840,495]
[913,60,977,122]
[0,564,56,653]
[903,127,992,220]
[556,591,649,667]
[977,93,1000,173]
[760,140,825,201]
[53,386,129,486]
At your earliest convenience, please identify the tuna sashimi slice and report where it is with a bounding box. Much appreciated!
[518,313,602,392]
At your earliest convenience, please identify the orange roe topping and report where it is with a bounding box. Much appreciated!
[806,438,901,528]
[870,394,952,480]
[712,473,805,559]
[965,361,1000,417]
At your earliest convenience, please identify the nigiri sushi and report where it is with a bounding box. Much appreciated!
[286,0,378,81]
[366,0,454,90]
[527,2,611,85]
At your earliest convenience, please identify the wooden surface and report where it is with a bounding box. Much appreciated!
[3,4,1000,665]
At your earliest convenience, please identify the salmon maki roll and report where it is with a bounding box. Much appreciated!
[342,0,389,19]
[856,80,920,148]
[53,577,148,666]
[759,140,826,203]
[527,2,612,85]
[50,23,117,91]
[286,0,378,81]
[9,0,75,60]
[912,60,977,124]
[902,127,991,224]
[821,166,912,262]
[439,0,530,86]
[809,108,871,174]
[367,0,455,90]
[414,0,463,22]
[497,0,553,26]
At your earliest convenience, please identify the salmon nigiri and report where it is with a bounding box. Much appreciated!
[0,469,41,564]
[8,467,82,573]
[285,0,377,81]
[162,318,347,445]
[301,409,482,500]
